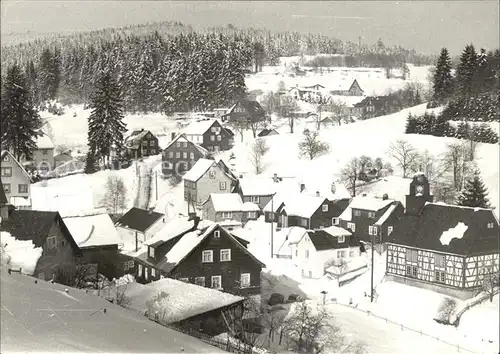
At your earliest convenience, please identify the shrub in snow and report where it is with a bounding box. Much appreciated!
[0,232,42,275]
[435,297,457,324]
[146,291,171,322]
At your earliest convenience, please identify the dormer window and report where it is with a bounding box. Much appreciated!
[149,247,155,258]
[338,235,345,243]
[368,212,375,218]
[487,223,494,229]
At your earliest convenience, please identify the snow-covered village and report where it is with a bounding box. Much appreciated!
[0,1,499,353]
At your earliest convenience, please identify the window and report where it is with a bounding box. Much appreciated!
[368,226,378,236]
[331,217,339,225]
[406,265,418,278]
[220,249,231,262]
[179,277,189,283]
[2,154,9,162]
[219,182,227,191]
[150,140,155,147]
[128,260,134,269]
[406,249,418,262]
[138,264,143,277]
[214,230,221,239]
[42,149,48,155]
[322,204,328,212]
[434,254,446,268]
[202,250,213,263]
[337,250,346,258]
[151,268,156,277]
[368,211,376,218]
[211,275,222,289]
[221,211,232,219]
[338,235,345,243]
[3,184,11,193]
[183,152,188,159]
[209,171,216,179]
[195,276,205,287]
[148,247,155,258]
[183,142,188,148]
[349,251,354,257]
[150,149,156,155]
[189,152,194,160]
[305,250,309,259]
[1,167,12,177]
[240,273,250,288]
[211,127,217,133]
[217,135,222,141]
[18,184,28,193]
[46,236,57,250]
[487,222,494,228]
[176,142,181,148]
[168,151,174,158]
[387,226,394,236]
[247,211,257,218]
[251,196,260,203]
[435,270,446,283]
[210,135,215,141]
[346,222,356,232]
[353,210,361,217]
[175,152,181,158]
[124,262,129,271]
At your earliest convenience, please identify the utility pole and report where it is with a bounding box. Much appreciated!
[270,193,275,259]
[370,229,375,303]
[155,170,158,201]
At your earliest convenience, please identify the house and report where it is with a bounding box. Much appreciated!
[162,133,209,175]
[268,192,350,230]
[283,65,306,77]
[329,79,364,96]
[0,208,81,284]
[351,95,403,118]
[201,193,260,229]
[31,133,55,172]
[124,129,159,159]
[127,277,244,336]
[304,84,326,92]
[288,87,322,102]
[60,208,125,280]
[134,216,265,297]
[356,176,413,207]
[181,120,234,152]
[236,174,299,210]
[289,226,362,279]
[115,207,165,252]
[1,150,32,210]
[338,193,404,244]
[213,108,230,119]
[385,173,500,299]
[53,150,73,169]
[221,100,266,124]
[272,226,308,259]
[257,129,279,137]
[183,158,238,206]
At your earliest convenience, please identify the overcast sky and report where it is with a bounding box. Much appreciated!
[1,1,498,54]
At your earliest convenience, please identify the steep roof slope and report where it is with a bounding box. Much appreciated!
[115,207,164,233]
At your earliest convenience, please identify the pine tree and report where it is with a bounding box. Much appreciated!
[456,170,491,208]
[432,114,452,137]
[405,113,418,134]
[84,151,98,174]
[432,48,454,103]
[87,71,127,166]
[456,44,478,98]
[0,64,42,161]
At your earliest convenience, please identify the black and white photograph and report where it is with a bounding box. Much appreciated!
[0,1,499,353]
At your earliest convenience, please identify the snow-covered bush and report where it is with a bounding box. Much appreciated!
[435,297,457,324]
[0,232,42,275]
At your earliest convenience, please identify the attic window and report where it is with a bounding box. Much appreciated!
[209,171,216,179]
[2,155,9,162]
[214,230,221,238]
[148,247,155,258]
[353,210,361,217]
[322,204,328,212]
[487,223,494,229]
[387,226,394,235]
[368,212,375,218]
[46,236,57,250]
[331,217,339,226]
[338,236,345,243]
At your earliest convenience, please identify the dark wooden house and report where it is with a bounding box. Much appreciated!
[257,129,279,137]
[221,100,266,124]
[124,129,159,159]
[352,95,403,118]
[162,133,209,174]
[134,216,265,297]
[386,173,500,299]
[182,120,234,152]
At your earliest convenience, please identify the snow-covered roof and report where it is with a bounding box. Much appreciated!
[218,220,243,227]
[284,227,308,245]
[35,134,54,149]
[329,79,360,92]
[374,203,398,226]
[322,225,352,237]
[127,277,244,324]
[238,177,276,196]
[347,195,394,212]
[144,216,195,246]
[162,134,208,156]
[182,120,216,135]
[166,224,218,264]
[9,196,31,207]
[356,176,412,207]
[242,202,260,212]
[280,194,327,219]
[182,158,215,182]
[209,193,243,212]
[60,208,122,248]
[300,180,352,201]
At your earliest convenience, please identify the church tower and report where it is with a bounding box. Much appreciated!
[405,173,434,216]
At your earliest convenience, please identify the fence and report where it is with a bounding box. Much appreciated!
[327,300,487,353]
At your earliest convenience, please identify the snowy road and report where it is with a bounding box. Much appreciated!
[0,271,225,353]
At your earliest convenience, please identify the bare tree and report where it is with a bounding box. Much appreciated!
[298,130,330,160]
[325,100,347,126]
[229,120,248,142]
[358,155,373,173]
[100,175,128,214]
[278,95,300,133]
[262,304,288,347]
[340,157,361,196]
[115,284,132,307]
[248,138,269,174]
[55,144,70,155]
[387,140,419,178]
[479,265,499,303]
[431,178,457,204]
[442,142,471,191]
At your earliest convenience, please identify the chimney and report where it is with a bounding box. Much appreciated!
[171,132,176,141]
[188,213,200,230]
[382,193,389,200]
[148,207,154,215]
[273,173,278,183]
[300,184,305,193]
[316,191,320,197]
